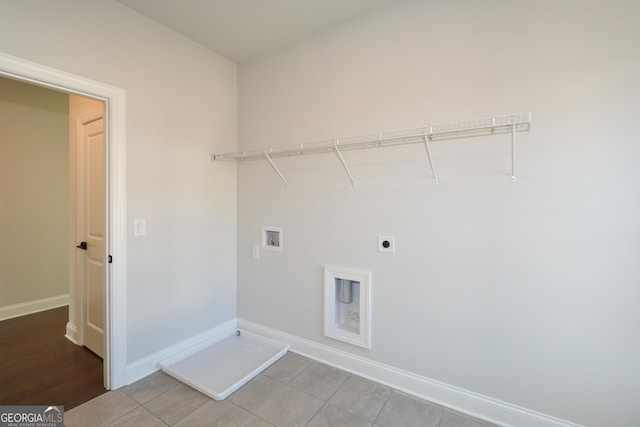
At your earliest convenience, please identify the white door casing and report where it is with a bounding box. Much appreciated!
[77,112,106,359]
[0,51,127,390]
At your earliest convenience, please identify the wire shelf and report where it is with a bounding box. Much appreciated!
[211,113,531,185]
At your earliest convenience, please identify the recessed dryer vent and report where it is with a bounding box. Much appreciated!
[324,265,371,349]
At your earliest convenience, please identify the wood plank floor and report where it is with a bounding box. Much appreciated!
[0,306,106,410]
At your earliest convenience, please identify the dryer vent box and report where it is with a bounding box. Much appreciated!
[324,265,371,349]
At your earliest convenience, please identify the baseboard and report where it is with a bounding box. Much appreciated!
[125,318,237,386]
[238,318,582,427]
[65,322,79,344]
[0,294,69,321]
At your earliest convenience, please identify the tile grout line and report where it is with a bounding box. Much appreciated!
[103,404,170,427]
[371,387,394,426]
[140,382,211,427]
[261,353,313,386]
[228,399,274,427]
[81,354,500,427]
[291,360,354,426]
[434,402,445,427]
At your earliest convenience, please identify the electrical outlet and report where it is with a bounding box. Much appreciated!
[378,235,395,253]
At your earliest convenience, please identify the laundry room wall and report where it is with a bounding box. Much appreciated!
[236,1,640,425]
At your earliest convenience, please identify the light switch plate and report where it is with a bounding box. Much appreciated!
[133,219,146,237]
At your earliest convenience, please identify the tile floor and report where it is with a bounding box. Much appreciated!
[65,352,499,427]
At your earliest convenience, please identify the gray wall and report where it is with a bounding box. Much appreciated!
[237,1,640,425]
[0,0,238,364]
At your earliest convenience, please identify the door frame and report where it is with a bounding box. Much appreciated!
[0,52,127,390]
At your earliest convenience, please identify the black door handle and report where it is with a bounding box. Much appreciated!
[76,242,88,250]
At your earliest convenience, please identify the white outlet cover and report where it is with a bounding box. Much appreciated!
[378,235,395,253]
[133,219,146,237]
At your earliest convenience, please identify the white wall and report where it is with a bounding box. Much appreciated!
[0,0,237,365]
[237,1,640,426]
[0,77,69,308]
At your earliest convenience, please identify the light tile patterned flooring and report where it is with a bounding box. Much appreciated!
[66,352,499,427]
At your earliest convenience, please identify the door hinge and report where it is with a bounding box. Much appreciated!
[108,255,113,264]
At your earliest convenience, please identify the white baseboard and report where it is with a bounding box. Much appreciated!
[0,294,69,321]
[237,318,582,427]
[65,322,79,344]
[125,319,237,386]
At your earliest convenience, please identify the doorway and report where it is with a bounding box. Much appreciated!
[0,76,106,405]
[0,51,127,390]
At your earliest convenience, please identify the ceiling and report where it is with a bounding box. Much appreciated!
[116,0,405,63]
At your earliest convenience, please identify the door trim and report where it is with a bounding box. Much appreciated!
[0,51,127,390]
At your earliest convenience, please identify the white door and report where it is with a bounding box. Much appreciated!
[77,113,106,359]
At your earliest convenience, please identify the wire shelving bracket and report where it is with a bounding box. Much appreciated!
[210,113,531,185]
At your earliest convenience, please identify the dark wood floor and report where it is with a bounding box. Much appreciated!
[0,306,106,410]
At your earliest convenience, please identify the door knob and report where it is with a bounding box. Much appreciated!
[76,241,88,250]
